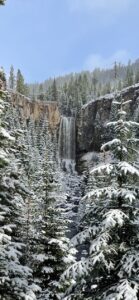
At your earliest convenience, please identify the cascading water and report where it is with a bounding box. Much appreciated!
[58,116,82,239]
[58,116,76,172]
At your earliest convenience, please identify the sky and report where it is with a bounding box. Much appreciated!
[0,0,139,83]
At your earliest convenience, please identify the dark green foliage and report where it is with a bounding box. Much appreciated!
[0,67,6,90]
[9,65,15,90]
[38,83,45,100]
[135,69,139,83]
[124,60,134,87]
[0,0,5,5]
[51,79,58,102]
[16,69,29,96]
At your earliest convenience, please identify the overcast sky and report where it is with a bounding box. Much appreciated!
[0,0,139,82]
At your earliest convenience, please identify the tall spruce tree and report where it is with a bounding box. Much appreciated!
[16,69,25,95]
[38,84,44,100]
[0,67,6,90]
[51,79,58,102]
[62,95,139,299]
[9,65,15,90]
[124,61,134,87]
[135,69,139,84]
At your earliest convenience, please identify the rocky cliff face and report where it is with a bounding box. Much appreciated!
[77,83,139,156]
[9,92,60,130]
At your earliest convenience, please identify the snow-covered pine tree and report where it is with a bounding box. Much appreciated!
[0,88,38,299]
[0,67,6,91]
[31,137,76,300]
[61,95,139,300]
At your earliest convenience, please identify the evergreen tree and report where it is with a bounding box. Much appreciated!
[16,69,26,95]
[81,73,89,104]
[135,69,139,83]
[118,80,122,91]
[0,89,37,299]
[62,96,139,299]
[51,79,58,102]
[92,72,98,98]
[38,83,45,100]
[114,61,118,80]
[0,0,5,5]
[31,138,76,300]
[97,82,102,97]
[103,82,111,94]
[59,90,68,114]
[124,61,134,87]
[24,83,29,97]
[0,67,6,90]
[9,65,15,90]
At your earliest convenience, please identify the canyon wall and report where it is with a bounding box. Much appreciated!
[9,92,60,130]
[77,83,139,156]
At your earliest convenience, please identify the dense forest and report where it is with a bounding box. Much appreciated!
[1,0,139,299]
[7,59,139,115]
[1,62,139,299]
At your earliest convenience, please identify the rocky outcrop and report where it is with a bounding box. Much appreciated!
[9,92,60,130]
[77,84,139,156]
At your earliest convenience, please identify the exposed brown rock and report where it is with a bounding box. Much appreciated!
[9,92,60,130]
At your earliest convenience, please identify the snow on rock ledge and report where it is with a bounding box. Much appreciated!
[77,84,139,156]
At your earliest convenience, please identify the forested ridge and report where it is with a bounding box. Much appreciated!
[7,59,139,116]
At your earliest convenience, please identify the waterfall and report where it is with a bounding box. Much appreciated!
[59,116,76,172]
